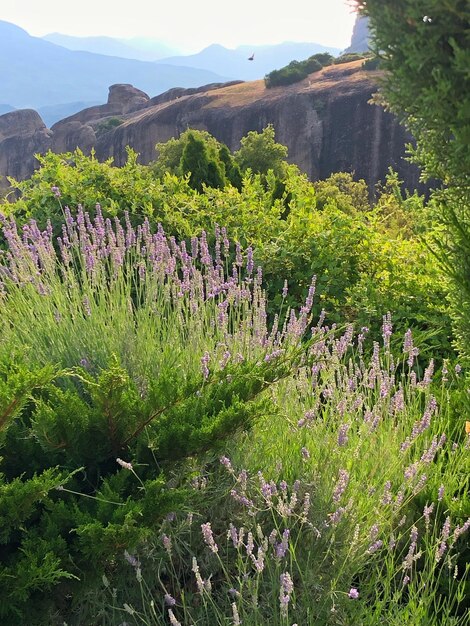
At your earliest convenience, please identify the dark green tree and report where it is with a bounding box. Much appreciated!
[219,144,242,190]
[353,0,470,359]
[180,131,225,192]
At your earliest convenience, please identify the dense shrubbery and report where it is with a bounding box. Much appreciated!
[354,0,470,360]
[264,52,333,88]
[1,135,454,362]
[333,52,368,64]
[0,210,312,622]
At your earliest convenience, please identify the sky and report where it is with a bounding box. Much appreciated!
[0,0,359,54]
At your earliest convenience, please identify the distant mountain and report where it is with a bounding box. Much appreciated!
[158,41,342,81]
[0,20,229,120]
[343,15,370,54]
[0,104,16,115]
[43,33,179,61]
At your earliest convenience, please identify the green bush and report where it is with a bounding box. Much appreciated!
[308,52,334,67]
[94,116,124,138]
[334,52,368,64]
[362,56,381,70]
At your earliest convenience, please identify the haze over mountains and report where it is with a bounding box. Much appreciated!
[43,33,181,62]
[0,19,342,125]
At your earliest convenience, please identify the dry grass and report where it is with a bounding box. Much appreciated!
[203,59,380,109]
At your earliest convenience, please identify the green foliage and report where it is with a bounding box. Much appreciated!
[0,211,309,621]
[264,54,325,88]
[234,124,288,179]
[362,55,381,70]
[0,130,454,359]
[308,52,334,67]
[94,116,124,138]
[353,0,470,359]
[180,131,226,192]
[333,52,368,64]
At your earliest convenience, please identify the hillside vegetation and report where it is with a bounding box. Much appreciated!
[0,4,469,623]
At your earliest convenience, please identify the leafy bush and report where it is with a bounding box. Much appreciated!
[333,52,368,64]
[354,0,470,360]
[264,55,324,88]
[362,56,381,71]
[308,52,334,67]
[58,315,470,625]
[94,116,124,138]
[1,145,454,360]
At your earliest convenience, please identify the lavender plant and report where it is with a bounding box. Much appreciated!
[90,322,469,625]
[0,207,313,623]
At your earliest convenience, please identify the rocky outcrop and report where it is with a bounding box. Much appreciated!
[0,63,426,195]
[343,15,370,54]
[51,84,150,129]
[50,121,96,155]
[0,109,52,188]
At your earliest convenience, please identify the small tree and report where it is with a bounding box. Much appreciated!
[234,125,288,179]
[180,132,225,192]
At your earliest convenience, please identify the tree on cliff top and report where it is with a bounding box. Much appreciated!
[353,0,470,358]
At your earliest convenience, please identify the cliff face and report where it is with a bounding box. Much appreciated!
[0,109,52,189]
[343,15,371,54]
[0,62,425,195]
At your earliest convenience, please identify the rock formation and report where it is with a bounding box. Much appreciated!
[343,15,371,54]
[0,63,426,196]
[0,109,52,190]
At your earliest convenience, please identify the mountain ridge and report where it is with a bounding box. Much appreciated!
[0,20,229,117]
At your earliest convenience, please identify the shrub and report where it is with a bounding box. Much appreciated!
[94,116,124,138]
[334,52,367,64]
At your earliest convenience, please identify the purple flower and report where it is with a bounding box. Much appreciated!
[437,484,445,501]
[332,469,349,503]
[279,571,294,616]
[275,529,290,559]
[220,456,233,471]
[382,312,393,348]
[164,593,176,607]
[201,351,210,380]
[116,458,133,471]
[51,186,61,198]
[337,423,350,447]
[435,516,451,562]
[348,588,359,599]
[201,522,218,554]
[282,279,288,298]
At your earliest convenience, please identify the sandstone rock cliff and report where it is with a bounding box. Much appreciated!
[0,63,425,195]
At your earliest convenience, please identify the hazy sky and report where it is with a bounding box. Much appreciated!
[0,0,358,53]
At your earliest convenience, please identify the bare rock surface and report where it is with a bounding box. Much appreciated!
[0,109,52,188]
